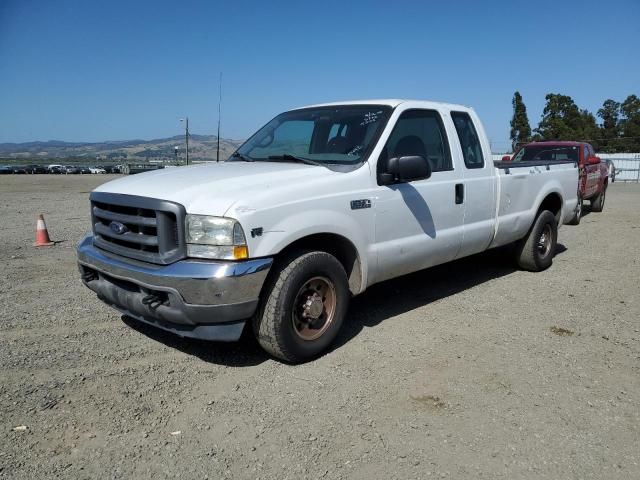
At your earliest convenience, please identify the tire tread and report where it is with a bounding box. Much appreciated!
[515,210,557,272]
[254,251,347,362]
[591,185,606,212]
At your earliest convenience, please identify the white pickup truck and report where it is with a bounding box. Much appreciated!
[77,99,578,362]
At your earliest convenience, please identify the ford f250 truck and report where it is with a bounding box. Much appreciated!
[77,100,578,362]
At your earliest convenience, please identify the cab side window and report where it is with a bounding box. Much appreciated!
[380,109,452,173]
[451,111,484,169]
[583,145,589,162]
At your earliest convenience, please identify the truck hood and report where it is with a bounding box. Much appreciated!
[94,162,337,216]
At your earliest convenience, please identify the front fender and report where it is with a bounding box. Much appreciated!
[243,208,372,293]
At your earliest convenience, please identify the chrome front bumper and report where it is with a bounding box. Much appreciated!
[77,235,273,341]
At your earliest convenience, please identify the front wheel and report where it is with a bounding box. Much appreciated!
[591,185,606,212]
[514,210,558,272]
[568,196,583,225]
[253,251,350,363]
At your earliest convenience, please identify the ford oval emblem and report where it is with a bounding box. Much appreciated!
[109,221,128,235]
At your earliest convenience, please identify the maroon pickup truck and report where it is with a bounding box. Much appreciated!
[503,141,608,225]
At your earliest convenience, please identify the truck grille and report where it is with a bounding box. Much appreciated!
[89,192,186,265]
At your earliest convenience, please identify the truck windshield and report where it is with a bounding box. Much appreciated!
[512,145,579,162]
[232,105,392,165]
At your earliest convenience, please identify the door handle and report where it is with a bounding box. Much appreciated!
[455,183,464,204]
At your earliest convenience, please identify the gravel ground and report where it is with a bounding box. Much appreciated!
[1,174,639,480]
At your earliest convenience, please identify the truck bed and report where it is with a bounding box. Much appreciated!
[491,160,579,248]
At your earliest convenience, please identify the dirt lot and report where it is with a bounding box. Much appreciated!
[1,174,639,479]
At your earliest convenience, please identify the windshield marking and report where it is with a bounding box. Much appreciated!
[361,111,383,126]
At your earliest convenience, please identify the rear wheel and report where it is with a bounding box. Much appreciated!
[568,196,583,225]
[253,251,349,363]
[515,210,558,272]
[591,184,606,212]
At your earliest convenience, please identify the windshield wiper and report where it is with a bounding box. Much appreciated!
[267,154,323,167]
[230,152,254,162]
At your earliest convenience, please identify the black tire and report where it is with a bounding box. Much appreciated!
[591,184,606,212]
[567,196,583,226]
[515,210,558,272]
[253,251,349,363]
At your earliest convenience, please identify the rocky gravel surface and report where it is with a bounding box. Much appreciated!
[1,174,639,479]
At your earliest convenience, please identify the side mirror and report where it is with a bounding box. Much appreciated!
[380,155,432,184]
[501,155,512,161]
[587,156,601,165]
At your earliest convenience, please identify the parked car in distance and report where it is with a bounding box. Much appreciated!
[48,165,64,174]
[89,167,107,174]
[25,164,47,174]
[97,165,119,173]
[78,99,579,362]
[64,165,80,174]
[604,158,616,183]
[503,141,608,225]
[78,166,92,174]
[10,165,27,174]
[0,165,13,174]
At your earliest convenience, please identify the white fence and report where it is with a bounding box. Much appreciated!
[598,153,640,182]
[491,153,640,182]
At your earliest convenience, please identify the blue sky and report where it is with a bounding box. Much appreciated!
[1,0,638,151]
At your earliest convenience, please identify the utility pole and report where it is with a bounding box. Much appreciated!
[185,117,189,165]
[217,72,222,162]
[180,117,190,165]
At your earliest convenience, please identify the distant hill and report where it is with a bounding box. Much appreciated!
[0,135,243,163]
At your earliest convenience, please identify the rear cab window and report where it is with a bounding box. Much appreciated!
[451,111,484,169]
[512,145,579,162]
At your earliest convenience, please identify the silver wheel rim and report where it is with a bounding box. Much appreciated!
[576,198,582,220]
[537,224,553,257]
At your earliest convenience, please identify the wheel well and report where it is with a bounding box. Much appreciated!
[277,233,362,295]
[538,193,562,223]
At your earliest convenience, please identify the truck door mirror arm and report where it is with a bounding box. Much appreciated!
[379,155,432,185]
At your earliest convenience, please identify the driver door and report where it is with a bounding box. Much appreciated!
[583,144,599,198]
[373,108,464,283]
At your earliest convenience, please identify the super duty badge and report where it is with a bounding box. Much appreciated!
[350,199,371,210]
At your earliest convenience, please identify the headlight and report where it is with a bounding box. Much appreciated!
[185,215,248,260]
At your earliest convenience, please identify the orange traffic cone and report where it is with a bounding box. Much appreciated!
[34,214,55,247]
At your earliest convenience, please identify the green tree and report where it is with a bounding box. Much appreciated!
[598,99,621,134]
[535,93,603,147]
[509,91,531,151]
[620,94,640,151]
[597,99,621,152]
[580,109,602,150]
[535,93,584,140]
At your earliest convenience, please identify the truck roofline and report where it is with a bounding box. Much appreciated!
[523,140,589,147]
[290,99,474,112]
